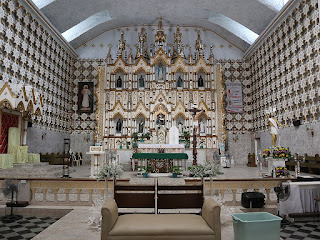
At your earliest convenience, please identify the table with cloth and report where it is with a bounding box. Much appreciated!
[0,154,14,168]
[279,181,320,216]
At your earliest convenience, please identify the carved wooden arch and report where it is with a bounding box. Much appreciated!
[112,67,127,75]
[26,100,34,113]
[153,57,169,66]
[173,67,187,74]
[134,67,148,74]
[135,112,147,120]
[153,103,169,114]
[173,112,187,120]
[16,101,26,112]
[195,111,209,120]
[195,67,208,74]
[112,112,125,120]
[0,99,14,109]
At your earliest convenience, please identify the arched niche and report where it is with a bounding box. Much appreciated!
[174,113,186,134]
[155,60,166,81]
[137,69,146,89]
[197,112,208,135]
[113,113,124,135]
[197,69,205,88]
[135,113,145,134]
[115,69,125,88]
[176,69,184,88]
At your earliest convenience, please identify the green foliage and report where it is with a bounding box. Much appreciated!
[171,166,182,174]
[188,162,223,178]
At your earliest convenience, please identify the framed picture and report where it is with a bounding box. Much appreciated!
[78,82,94,113]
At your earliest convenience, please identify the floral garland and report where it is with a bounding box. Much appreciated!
[262,147,291,159]
[275,167,290,177]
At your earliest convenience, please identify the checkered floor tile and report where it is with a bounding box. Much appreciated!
[0,216,60,240]
[281,221,320,240]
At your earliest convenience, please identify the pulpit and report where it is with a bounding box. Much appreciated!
[86,146,105,178]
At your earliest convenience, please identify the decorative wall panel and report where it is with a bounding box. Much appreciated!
[0,0,73,132]
[249,0,320,131]
[217,59,252,134]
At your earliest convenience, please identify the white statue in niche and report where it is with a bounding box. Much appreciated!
[158,63,164,80]
[81,85,91,110]
[157,125,166,144]
[199,120,205,133]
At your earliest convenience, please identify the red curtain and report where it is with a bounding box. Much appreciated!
[0,113,19,154]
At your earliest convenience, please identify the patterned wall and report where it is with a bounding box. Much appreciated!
[217,59,252,133]
[0,0,73,132]
[249,0,320,131]
[71,59,102,135]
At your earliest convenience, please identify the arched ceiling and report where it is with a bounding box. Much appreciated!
[31,0,289,51]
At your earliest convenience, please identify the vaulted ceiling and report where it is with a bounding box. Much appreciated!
[30,0,289,51]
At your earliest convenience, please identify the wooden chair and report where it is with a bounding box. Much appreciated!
[72,153,80,167]
[76,152,83,165]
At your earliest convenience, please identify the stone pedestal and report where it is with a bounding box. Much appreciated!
[266,157,285,176]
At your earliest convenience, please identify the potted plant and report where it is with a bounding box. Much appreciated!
[132,132,139,148]
[126,141,130,149]
[98,163,124,180]
[141,166,151,178]
[140,134,145,142]
[144,132,151,140]
[117,140,123,149]
[183,131,190,148]
[171,166,181,178]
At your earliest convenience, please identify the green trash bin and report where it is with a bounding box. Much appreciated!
[232,212,282,240]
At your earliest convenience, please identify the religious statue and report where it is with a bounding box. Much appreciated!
[198,75,204,87]
[157,125,166,144]
[138,121,144,133]
[177,76,183,88]
[178,121,184,134]
[199,120,205,133]
[116,76,122,88]
[139,75,144,88]
[116,119,122,133]
[267,113,284,148]
[156,114,165,126]
[81,85,91,110]
[158,63,164,80]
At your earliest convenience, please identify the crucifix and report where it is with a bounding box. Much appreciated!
[185,104,205,165]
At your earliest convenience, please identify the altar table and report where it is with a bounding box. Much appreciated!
[279,181,320,216]
[266,157,286,176]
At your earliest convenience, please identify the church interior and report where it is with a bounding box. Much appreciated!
[0,0,320,239]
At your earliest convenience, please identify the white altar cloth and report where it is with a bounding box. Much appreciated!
[279,181,320,216]
[138,144,185,149]
[267,157,286,176]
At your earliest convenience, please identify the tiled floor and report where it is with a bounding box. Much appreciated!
[0,216,59,240]
[280,221,320,240]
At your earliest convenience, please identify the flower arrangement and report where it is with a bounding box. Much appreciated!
[98,163,124,179]
[262,149,270,158]
[273,147,291,159]
[275,167,290,177]
[189,162,223,178]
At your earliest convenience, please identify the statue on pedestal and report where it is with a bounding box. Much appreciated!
[116,119,122,133]
[116,76,122,88]
[139,75,144,88]
[267,113,284,148]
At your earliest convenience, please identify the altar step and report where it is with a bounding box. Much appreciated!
[0,162,76,178]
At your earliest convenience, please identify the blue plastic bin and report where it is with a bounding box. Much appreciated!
[232,212,282,240]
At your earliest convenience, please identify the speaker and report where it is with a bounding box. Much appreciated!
[293,119,300,126]
[241,192,265,208]
[27,121,32,127]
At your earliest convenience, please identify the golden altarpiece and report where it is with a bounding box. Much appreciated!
[94,19,227,152]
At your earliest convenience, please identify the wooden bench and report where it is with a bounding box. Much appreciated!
[40,152,67,165]
[285,154,320,174]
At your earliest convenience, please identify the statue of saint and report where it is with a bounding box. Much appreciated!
[80,85,91,110]
[156,114,165,126]
[267,113,284,148]
[116,76,122,88]
[139,75,144,88]
[198,75,204,87]
[116,119,122,133]
[138,121,144,133]
[178,121,184,134]
[199,120,205,133]
[177,76,183,88]
[158,63,164,80]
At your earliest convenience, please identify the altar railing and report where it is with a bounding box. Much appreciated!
[0,178,286,207]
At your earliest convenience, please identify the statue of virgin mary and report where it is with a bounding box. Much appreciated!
[158,63,164,80]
